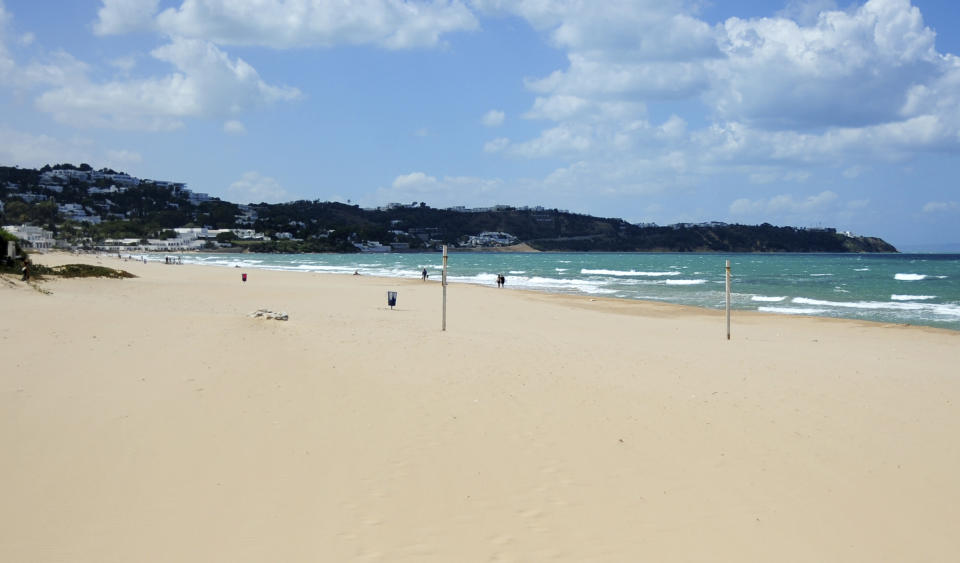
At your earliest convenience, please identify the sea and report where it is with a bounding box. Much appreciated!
[166,252,960,331]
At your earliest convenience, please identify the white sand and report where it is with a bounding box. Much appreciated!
[2,252,958,562]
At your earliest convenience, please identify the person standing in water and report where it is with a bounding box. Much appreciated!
[422,268,428,281]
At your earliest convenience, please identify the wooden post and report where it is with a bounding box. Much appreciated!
[725,259,731,340]
[442,245,448,331]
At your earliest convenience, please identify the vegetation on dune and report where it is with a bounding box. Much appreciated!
[48,264,136,279]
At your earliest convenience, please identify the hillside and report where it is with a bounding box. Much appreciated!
[1,163,897,253]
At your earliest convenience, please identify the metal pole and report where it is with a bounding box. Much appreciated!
[725,259,731,340]
[442,245,448,331]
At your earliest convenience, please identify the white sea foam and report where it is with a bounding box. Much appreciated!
[555,268,568,272]
[581,268,680,277]
[665,279,707,285]
[444,273,616,294]
[294,264,352,272]
[895,273,927,281]
[854,268,870,271]
[517,276,617,294]
[509,270,526,274]
[792,297,960,317]
[759,306,828,315]
[751,295,787,302]
[891,294,936,301]
[810,273,833,277]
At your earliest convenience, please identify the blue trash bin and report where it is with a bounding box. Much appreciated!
[387,291,398,309]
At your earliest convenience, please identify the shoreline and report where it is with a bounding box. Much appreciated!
[43,250,960,334]
[3,251,959,562]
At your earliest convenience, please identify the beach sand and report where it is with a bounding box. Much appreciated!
[2,252,958,562]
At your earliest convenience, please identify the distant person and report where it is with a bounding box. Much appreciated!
[422,268,428,281]
[500,274,506,288]
[354,270,360,276]
[21,259,30,281]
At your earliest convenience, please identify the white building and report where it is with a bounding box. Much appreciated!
[3,224,55,249]
[58,203,102,224]
[88,185,128,195]
[14,193,49,203]
[467,231,518,247]
[231,228,266,240]
[355,241,392,252]
[187,191,212,204]
[42,169,90,182]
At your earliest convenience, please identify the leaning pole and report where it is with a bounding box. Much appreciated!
[442,245,448,332]
[725,259,731,340]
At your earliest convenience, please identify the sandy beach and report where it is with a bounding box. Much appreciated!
[2,251,958,562]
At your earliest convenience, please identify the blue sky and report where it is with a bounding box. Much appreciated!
[1,0,959,249]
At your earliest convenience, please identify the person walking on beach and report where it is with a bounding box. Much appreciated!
[21,258,30,281]
[422,268,428,281]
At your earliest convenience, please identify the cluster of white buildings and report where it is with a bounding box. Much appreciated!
[97,227,269,252]
[1,223,273,253]
[40,168,140,187]
[27,168,213,210]
[464,231,518,247]
[57,203,102,224]
[2,224,56,249]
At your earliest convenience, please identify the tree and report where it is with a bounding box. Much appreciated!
[216,231,236,243]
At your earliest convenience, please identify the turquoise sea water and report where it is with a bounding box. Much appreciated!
[173,252,960,331]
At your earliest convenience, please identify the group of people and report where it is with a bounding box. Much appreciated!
[496,273,506,288]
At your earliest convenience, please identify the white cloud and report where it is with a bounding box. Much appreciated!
[526,55,710,101]
[223,119,246,134]
[94,0,160,35]
[0,126,139,169]
[393,171,436,189]
[226,171,290,204]
[524,95,587,121]
[729,190,839,218]
[152,0,478,49]
[0,2,15,78]
[921,201,959,213]
[483,137,509,153]
[508,124,593,158]
[109,55,138,73]
[659,115,686,139]
[473,0,716,61]
[0,127,86,167]
[777,0,838,26]
[481,0,960,207]
[376,171,505,208]
[843,165,867,178]
[481,109,504,127]
[34,38,301,130]
[104,148,143,165]
[709,0,938,130]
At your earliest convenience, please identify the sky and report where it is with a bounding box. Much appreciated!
[1,0,959,249]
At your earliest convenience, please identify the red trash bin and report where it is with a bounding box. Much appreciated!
[242,273,247,282]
